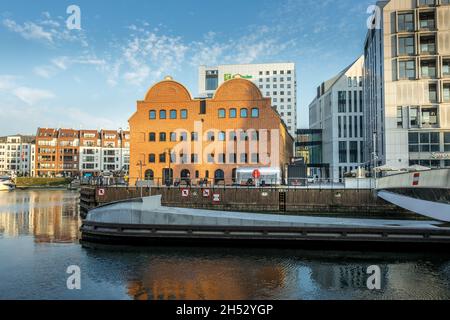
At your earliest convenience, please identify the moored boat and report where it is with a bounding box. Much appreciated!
[0,177,15,191]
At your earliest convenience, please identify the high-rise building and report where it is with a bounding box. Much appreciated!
[309,56,365,181]
[364,0,450,169]
[0,135,35,176]
[129,76,294,186]
[199,63,298,136]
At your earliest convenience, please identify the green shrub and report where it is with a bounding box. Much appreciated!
[15,177,72,187]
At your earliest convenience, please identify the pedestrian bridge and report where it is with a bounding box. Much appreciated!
[376,169,450,222]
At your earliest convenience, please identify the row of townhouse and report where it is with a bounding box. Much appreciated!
[35,128,130,178]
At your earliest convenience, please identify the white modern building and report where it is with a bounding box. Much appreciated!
[364,0,450,169]
[309,56,365,181]
[199,63,298,136]
[0,135,35,177]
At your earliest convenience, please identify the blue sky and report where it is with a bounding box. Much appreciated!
[0,0,374,136]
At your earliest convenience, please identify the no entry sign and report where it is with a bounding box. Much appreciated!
[181,189,190,197]
[252,169,261,179]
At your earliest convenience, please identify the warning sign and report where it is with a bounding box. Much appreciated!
[412,173,420,186]
[98,188,105,196]
[203,189,211,198]
[181,189,190,197]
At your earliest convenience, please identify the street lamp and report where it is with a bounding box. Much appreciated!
[137,160,143,198]
[164,148,172,187]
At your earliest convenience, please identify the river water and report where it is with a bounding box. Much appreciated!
[1,189,450,300]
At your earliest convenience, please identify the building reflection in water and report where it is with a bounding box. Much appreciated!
[0,190,80,243]
[126,258,287,300]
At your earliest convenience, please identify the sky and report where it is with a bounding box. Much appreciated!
[0,0,375,136]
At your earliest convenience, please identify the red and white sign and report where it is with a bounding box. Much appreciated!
[212,193,220,203]
[181,189,190,197]
[412,173,420,186]
[252,169,261,179]
[98,188,105,196]
[202,189,210,198]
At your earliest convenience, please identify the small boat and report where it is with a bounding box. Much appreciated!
[0,177,15,192]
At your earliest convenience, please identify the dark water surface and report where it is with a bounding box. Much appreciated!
[1,190,450,300]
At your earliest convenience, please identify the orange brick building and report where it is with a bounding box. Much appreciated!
[129,76,294,185]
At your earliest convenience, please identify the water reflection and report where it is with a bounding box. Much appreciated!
[0,190,80,243]
[1,190,450,300]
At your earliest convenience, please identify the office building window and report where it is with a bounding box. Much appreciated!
[419,11,435,30]
[443,59,450,77]
[205,72,218,91]
[149,110,156,119]
[180,109,188,119]
[160,110,167,119]
[349,117,353,138]
[218,108,226,118]
[398,12,414,32]
[338,117,342,138]
[421,59,437,78]
[397,107,403,128]
[343,117,347,138]
[444,83,450,102]
[399,60,416,79]
[169,109,177,119]
[350,141,358,163]
[429,83,438,102]
[240,108,248,118]
[421,107,438,127]
[444,132,450,151]
[399,36,415,55]
[339,141,347,163]
[410,106,419,127]
[420,35,436,54]
[419,0,436,7]
[348,91,352,112]
[338,91,346,113]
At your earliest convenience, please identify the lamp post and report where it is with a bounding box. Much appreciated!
[137,160,143,198]
[165,148,172,187]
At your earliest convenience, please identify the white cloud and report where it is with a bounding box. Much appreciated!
[12,87,55,105]
[2,12,88,47]
[3,19,53,43]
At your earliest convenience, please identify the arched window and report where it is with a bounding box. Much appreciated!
[149,110,156,119]
[229,108,237,118]
[181,169,190,181]
[144,169,154,181]
[214,169,225,184]
[240,108,248,118]
[218,108,226,118]
[160,110,167,119]
[218,131,226,141]
[170,109,177,119]
[149,132,156,141]
[251,108,259,118]
[180,109,188,119]
[207,131,215,141]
